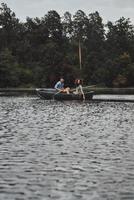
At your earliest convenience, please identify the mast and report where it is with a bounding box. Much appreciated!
[79,39,82,70]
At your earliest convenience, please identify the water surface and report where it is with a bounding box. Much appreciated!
[0,97,134,200]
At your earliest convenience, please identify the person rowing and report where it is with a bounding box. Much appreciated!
[54,78,70,94]
[74,79,85,100]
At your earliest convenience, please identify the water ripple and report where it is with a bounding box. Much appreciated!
[0,97,134,200]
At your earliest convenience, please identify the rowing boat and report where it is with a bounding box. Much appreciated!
[36,88,94,100]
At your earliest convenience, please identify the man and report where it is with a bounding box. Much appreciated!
[54,78,70,94]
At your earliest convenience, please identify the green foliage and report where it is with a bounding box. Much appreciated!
[0,3,134,88]
[0,48,19,87]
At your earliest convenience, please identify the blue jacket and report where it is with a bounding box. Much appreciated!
[54,81,64,89]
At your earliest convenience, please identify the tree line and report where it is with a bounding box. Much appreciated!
[0,3,134,88]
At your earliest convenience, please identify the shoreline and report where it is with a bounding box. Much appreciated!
[1,88,134,102]
[1,88,134,95]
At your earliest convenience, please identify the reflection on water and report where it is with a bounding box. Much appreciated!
[0,97,134,200]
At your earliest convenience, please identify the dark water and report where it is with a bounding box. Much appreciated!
[0,97,134,200]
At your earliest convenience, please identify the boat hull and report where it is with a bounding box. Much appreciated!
[36,89,94,100]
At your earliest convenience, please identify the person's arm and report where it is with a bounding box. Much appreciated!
[54,82,60,91]
[54,82,64,91]
[80,85,85,100]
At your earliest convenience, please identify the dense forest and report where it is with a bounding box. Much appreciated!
[0,3,134,88]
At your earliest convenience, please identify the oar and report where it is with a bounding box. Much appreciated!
[70,85,96,92]
[83,85,96,90]
[55,90,62,95]
[52,90,62,100]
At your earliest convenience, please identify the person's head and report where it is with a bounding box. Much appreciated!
[60,78,64,83]
[75,79,83,85]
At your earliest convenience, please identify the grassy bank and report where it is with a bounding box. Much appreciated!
[0,88,36,96]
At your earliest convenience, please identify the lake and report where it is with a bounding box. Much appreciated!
[0,97,134,200]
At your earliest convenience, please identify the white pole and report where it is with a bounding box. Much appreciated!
[79,40,82,70]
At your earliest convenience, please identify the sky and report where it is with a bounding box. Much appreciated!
[1,0,134,23]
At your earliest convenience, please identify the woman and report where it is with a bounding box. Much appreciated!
[74,79,85,100]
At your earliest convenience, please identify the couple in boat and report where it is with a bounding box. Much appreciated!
[54,78,85,100]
